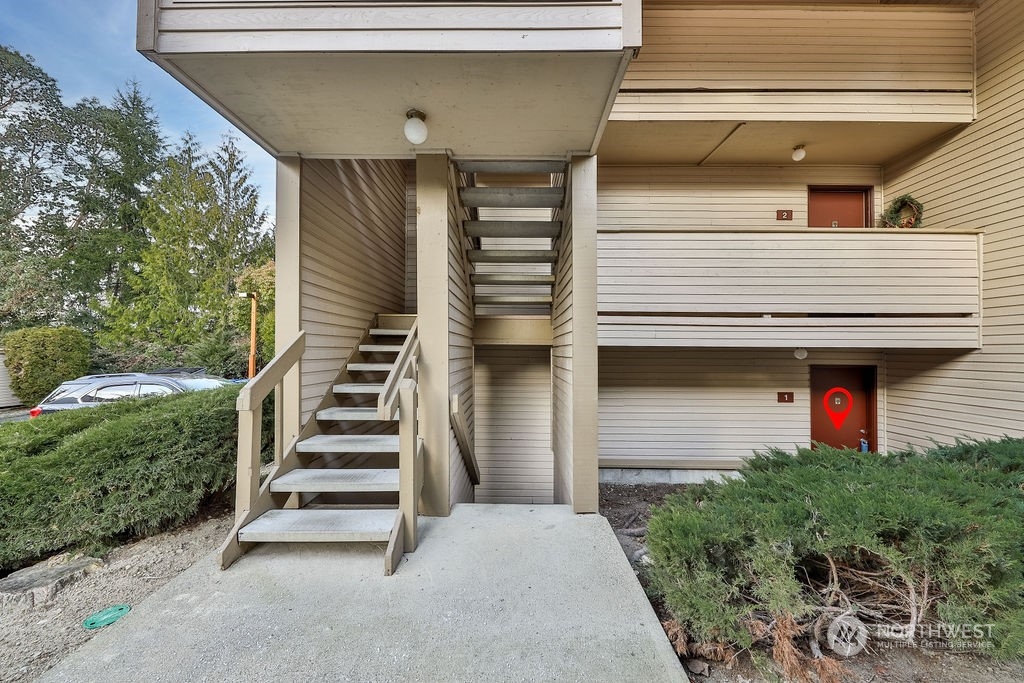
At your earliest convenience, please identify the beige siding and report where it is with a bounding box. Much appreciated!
[613,5,974,121]
[0,350,20,408]
[599,165,883,230]
[299,158,407,420]
[883,0,1024,449]
[151,1,634,53]
[474,347,554,504]
[599,348,886,468]
[551,175,574,505]
[448,163,475,505]
[405,161,417,313]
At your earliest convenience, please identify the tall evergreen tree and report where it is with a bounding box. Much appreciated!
[101,135,271,355]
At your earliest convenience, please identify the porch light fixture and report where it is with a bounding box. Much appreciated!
[794,347,809,360]
[791,145,806,162]
[404,109,428,145]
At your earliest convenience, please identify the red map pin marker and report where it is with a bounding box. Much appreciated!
[823,387,853,429]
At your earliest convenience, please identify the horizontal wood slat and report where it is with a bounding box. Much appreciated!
[153,2,631,53]
[597,231,982,316]
[622,7,974,92]
[474,347,553,504]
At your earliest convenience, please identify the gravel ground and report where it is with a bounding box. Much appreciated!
[1,511,233,683]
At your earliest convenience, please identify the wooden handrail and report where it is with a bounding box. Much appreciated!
[378,320,419,420]
[237,331,306,411]
[450,393,481,485]
[233,330,305,521]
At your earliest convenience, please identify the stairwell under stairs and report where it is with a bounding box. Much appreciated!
[457,161,567,317]
[221,313,421,575]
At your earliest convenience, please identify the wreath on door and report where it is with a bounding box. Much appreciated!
[880,194,923,229]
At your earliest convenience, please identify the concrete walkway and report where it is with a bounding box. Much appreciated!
[41,504,685,683]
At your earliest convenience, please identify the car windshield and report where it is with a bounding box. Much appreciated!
[41,383,88,403]
[177,378,230,391]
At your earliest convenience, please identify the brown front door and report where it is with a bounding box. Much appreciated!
[810,366,876,451]
[808,187,871,228]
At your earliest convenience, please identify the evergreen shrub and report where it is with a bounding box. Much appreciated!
[647,439,1024,669]
[0,385,273,574]
[3,327,91,406]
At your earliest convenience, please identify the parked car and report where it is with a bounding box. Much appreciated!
[29,371,233,418]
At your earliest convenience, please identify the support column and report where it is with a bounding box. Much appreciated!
[570,155,599,513]
[415,154,451,516]
[276,157,302,448]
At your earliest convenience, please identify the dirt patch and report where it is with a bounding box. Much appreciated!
[0,509,233,682]
[599,483,1024,683]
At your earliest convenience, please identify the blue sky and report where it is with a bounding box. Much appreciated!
[0,0,276,216]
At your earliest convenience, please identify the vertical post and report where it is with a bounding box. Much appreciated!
[277,157,302,446]
[399,379,419,551]
[570,155,600,513]
[248,293,258,378]
[234,404,262,522]
[415,153,451,516]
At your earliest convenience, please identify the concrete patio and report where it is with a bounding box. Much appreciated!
[40,504,685,682]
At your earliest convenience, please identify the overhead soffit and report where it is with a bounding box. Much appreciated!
[597,120,965,166]
[168,52,626,158]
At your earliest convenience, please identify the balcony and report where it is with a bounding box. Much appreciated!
[599,3,975,165]
[597,230,982,349]
[137,1,640,158]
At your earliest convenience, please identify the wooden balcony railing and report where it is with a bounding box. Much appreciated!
[597,229,983,349]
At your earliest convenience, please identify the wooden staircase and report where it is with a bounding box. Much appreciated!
[457,161,567,316]
[220,313,422,574]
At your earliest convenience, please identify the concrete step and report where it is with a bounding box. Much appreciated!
[469,249,557,264]
[238,509,395,543]
[316,407,395,422]
[474,295,553,305]
[464,220,561,239]
[347,363,394,372]
[359,344,403,353]
[270,468,399,493]
[471,274,556,286]
[457,160,566,174]
[333,383,384,395]
[460,187,564,209]
[370,328,410,337]
[296,434,399,454]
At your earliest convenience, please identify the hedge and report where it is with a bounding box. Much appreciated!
[646,438,1024,673]
[3,327,91,406]
[0,386,273,574]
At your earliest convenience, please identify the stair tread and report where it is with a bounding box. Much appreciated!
[317,407,395,421]
[238,509,395,543]
[475,295,553,304]
[297,434,400,453]
[457,160,566,174]
[333,383,385,394]
[347,362,394,371]
[270,468,399,493]
[469,249,557,263]
[359,344,403,353]
[460,186,564,208]
[370,328,410,336]
[472,274,556,285]
[464,220,561,238]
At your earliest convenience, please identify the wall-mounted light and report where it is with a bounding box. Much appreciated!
[794,347,809,360]
[791,145,806,162]
[404,109,428,145]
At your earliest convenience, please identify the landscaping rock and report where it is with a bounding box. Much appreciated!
[0,555,103,613]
